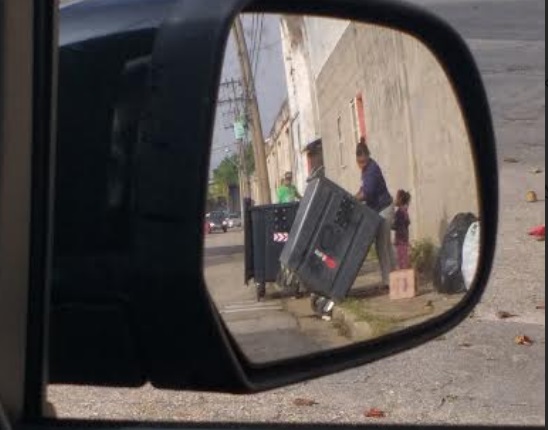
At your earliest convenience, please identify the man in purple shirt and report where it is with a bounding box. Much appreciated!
[355,139,396,287]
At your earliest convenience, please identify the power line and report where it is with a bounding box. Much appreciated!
[233,15,271,203]
[258,39,280,52]
[253,14,265,80]
[247,15,259,83]
[210,142,238,154]
[216,76,252,200]
[217,78,247,129]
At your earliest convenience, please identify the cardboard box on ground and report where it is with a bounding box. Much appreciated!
[389,269,417,300]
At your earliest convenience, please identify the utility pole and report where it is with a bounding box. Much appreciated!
[218,78,251,215]
[232,15,272,204]
[228,79,250,206]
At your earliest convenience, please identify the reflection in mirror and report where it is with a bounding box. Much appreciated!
[206,14,480,364]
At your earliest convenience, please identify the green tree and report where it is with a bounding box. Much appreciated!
[211,146,256,203]
[212,155,239,196]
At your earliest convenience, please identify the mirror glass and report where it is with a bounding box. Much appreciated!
[206,14,480,364]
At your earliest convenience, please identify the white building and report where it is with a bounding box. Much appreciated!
[278,17,478,244]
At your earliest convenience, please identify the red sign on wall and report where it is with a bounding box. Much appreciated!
[356,93,367,140]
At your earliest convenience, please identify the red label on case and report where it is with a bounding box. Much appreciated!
[314,249,338,270]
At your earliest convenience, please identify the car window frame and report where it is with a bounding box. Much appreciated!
[0,0,36,422]
[0,1,513,429]
[0,0,57,423]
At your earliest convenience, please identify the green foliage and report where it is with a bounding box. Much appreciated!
[213,155,239,191]
[212,144,255,194]
[208,181,228,200]
[410,239,437,275]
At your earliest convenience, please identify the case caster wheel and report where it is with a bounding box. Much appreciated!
[311,295,335,319]
[256,283,266,302]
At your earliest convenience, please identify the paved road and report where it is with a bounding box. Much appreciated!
[49,0,545,426]
[203,230,347,363]
[428,0,545,163]
[429,0,545,327]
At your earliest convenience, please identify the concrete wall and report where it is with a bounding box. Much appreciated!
[315,25,365,191]
[279,16,351,195]
[279,16,319,193]
[304,17,350,80]
[316,23,478,244]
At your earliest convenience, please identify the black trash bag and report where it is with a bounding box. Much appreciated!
[433,213,479,294]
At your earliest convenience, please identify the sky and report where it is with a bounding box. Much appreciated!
[210,14,288,173]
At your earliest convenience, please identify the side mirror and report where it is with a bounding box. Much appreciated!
[47,0,497,394]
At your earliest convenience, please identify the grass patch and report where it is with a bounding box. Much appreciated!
[332,319,351,338]
[410,239,437,281]
[339,299,405,336]
[339,297,436,337]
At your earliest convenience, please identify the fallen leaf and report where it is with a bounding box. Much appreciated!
[293,398,318,407]
[459,342,473,348]
[529,225,546,237]
[536,304,545,310]
[531,168,543,174]
[529,225,546,243]
[515,335,534,346]
[504,157,520,164]
[365,408,386,418]
[497,311,518,320]
[526,191,538,203]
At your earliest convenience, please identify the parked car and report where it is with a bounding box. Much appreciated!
[206,212,228,234]
[226,213,242,229]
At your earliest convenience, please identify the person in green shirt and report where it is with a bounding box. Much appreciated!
[277,171,302,204]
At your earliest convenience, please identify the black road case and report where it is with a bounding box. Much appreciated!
[244,201,300,300]
[280,177,382,307]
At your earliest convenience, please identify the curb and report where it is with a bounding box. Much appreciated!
[331,306,375,341]
[275,284,378,342]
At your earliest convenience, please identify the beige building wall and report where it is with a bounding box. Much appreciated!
[266,140,280,204]
[279,16,320,193]
[304,17,350,80]
[266,101,296,204]
[317,23,478,244]
[279,17,352,194]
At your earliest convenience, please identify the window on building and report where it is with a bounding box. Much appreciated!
[350,98,360,144]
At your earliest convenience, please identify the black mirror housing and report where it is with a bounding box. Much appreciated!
[45,0,497,394]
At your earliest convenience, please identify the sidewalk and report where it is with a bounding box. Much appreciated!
[283,258,465,342]
[203,229,351,362]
